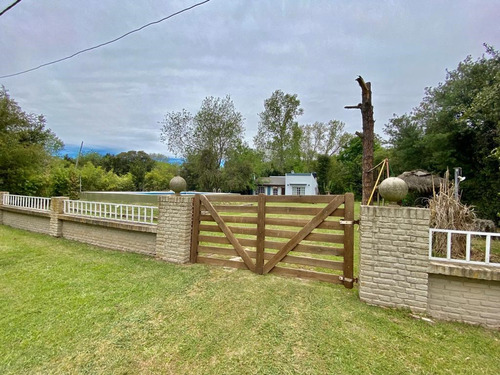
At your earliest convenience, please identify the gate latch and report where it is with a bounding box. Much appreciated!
[340,219,360,225]
[339,276,359,283]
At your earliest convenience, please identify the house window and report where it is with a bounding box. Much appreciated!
[292,185,306,196]
[272,187,278,195]
[257,186,265,194]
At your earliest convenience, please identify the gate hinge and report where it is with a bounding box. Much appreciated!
[339,276,359,283]
[339,219,360,225]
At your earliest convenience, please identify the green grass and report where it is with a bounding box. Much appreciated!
[1,225,499,374]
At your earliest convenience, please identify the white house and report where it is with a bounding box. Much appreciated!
[255,172,318,196]
[285,172,318,195]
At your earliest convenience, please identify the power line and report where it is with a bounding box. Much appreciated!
[0,0,22,17]
[0,0,211,79]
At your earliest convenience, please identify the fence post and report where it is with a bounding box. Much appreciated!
[0,191,8,225]
[343,193,354,289]
[155,195,194,263]
[49,196,68,237]
[255,194,266,274]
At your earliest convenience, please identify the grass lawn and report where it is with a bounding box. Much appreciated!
[1,225,499,374]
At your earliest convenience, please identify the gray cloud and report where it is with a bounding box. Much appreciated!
[1,0,499,155]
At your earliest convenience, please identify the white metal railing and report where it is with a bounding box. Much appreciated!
[2,194,51,211]
[63,200,157,225]
[429,228,500,266]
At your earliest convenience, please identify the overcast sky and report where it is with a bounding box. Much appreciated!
[1,0,499,157]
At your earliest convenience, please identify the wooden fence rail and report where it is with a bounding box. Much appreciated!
[191,193,355,288]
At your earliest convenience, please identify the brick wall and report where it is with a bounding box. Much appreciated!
[0,193,193,264]
[428,274,500,329]
[359,205,430,313]
[61,219,157,256]
[2,210,51,235]
[359,205,500,329]
[155,195,193,263]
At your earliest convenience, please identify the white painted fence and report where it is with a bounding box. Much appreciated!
[2,194,51,211]
[429,228,500,266]
[64,200,157,225]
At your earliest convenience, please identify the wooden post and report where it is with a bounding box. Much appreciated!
[343,193,354,289]
[255,194,266,274]
[190,194,201,263]
[345,76,375,205]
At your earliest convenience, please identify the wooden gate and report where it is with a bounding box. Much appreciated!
[191,193,355,288]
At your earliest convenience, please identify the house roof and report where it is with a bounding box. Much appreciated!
[257,176,285,186]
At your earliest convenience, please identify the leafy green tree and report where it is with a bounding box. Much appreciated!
[0,87,63,195]
[103,151,155,191]
[222,145,264,193]
[254,90,304,174]
[301,120,349,171]
[49,159,79,199]
[161,95,244,191]
[180,149,221,191]
[384,114,425,173]
[384,45,500,221]
[316,154,331,195]
[144,162,178,191]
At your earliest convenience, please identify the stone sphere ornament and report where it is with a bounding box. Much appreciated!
[169,176,187,195]
[378,177,408,202]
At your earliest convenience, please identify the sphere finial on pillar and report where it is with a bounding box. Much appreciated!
[169,176,187,196]
[378,177,408,203]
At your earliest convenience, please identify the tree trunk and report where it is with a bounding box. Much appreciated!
[345,76,374,205]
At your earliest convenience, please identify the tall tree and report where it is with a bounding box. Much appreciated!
[384,45,500,222]
[0,87,63,195]
[161,95,244,190]
[222,145,265,193]
[301,120,349,170]
[254,90,303,174]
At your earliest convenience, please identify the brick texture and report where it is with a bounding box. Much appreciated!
[359,205,430,313]
[62,220,157,256]
[49,196,68,237]
[2,210,51,235]
[155,195,193,263]
[428,274,500,329]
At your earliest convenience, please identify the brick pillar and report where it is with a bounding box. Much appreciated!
[0,191,8,225]
[155,195,194,264]
[49,196,68,237]
[359,205,430,313]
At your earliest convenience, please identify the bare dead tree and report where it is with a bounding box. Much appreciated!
[345,76,374,205]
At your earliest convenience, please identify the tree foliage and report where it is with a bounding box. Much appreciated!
[254,90,304,174]
[301,120,349,171]
[385,45,500,222]
[0,87,63,195]
[161,95,245,191]
[161,96,244,167]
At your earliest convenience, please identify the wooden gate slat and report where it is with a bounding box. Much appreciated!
[199,195,256,272]
[265,217,343,230]
[270,266,343,284]
[197,256,248,269]
[198,248,343,270]
[262,195,345,274]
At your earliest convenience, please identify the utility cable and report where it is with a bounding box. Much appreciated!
[0,0,211,79]
[0,0,22,17]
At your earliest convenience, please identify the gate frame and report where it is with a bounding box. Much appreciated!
[191,193,355,288]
